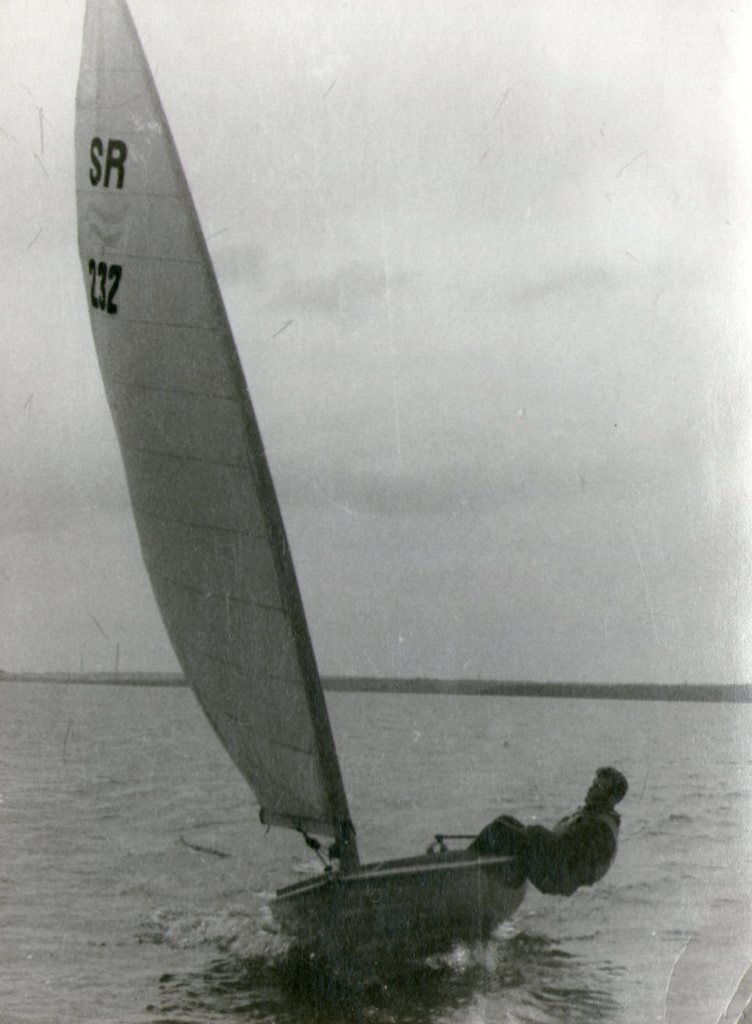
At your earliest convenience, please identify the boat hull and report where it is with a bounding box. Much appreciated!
[271,849,526,969]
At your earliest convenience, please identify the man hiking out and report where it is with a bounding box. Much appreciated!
[470,766,628,896]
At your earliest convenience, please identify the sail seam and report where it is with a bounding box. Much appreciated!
[75,188,182,200]
[77,97,149,113]
[207,706,312,755]
[217,721,313,757]
[122,440,247,472]
[148,565,285,614]
[191,695,318,805]
[175,638,299,679]
[90,251,204,267]
[130,500,256,537]
[171,633,304,689]
[109,377,237,402]
[80,68,155,77]
[115,315,222,331]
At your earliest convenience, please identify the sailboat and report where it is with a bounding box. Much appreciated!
[75,0,526,967]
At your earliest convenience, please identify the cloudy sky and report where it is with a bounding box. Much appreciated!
[1,0,750,683]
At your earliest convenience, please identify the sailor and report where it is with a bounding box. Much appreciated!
[470,766,628,896]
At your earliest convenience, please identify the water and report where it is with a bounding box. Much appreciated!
[1,680,750,1023]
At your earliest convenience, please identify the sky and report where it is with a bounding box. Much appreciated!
[1,0,750,683]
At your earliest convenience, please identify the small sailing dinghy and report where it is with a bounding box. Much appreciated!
[75,0,526,966]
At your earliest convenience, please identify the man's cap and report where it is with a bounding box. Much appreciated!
[596,766,628,802]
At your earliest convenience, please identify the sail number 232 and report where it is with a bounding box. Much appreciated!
[88,259,122,315]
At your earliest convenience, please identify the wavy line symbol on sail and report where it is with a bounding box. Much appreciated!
[83,196,129,251]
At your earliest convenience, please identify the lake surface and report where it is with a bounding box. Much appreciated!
[1,680,750,1023]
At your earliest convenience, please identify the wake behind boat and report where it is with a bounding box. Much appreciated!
[75,0,628,970]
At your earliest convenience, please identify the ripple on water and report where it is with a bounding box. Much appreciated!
[141,921,623,1024]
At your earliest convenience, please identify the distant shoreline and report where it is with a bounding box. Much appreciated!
[0,671,187,688]
[1,671,750,703]
[325,677,752,703]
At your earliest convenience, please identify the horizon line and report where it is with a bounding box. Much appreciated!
[1,670,750,703]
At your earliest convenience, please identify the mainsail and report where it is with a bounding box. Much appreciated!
[75,0,357,859]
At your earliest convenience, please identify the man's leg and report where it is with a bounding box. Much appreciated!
[469,815,528,856]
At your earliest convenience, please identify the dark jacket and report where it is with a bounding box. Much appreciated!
[469,805,620,896]
[525,806,619,895]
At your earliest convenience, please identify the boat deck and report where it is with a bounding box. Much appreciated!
[272,847,527,967]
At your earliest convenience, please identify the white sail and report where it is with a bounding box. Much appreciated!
[75,0,356,854]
